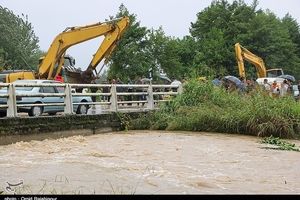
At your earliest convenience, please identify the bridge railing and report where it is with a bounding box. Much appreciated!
[0,82,182,117]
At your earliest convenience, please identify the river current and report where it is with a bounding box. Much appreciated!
[1,130,299,194]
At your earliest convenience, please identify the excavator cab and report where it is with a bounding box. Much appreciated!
[63,55,76,67]
[266,68,284,78]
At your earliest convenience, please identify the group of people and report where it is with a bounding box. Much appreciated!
[262,78,292,98]
[212,74,296,98]
[106,76,148,105]
[108,76,184,105]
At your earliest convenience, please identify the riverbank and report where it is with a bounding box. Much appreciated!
[128,79,300,139]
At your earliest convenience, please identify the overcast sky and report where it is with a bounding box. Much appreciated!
[1,0,300,71]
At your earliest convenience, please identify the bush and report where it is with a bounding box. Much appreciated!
[130,78,300,139]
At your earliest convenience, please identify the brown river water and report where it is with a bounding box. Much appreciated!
[0,130,300,194]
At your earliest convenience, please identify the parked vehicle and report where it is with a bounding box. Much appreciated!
[0,80,93,117]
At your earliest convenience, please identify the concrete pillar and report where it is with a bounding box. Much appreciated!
[110,84,118,112]
[7,84,17,117]
[64,84,73,114]
[147,84,154,110]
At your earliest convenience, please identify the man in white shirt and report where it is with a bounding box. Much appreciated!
[280,79,289,97]
[263,78,271,91]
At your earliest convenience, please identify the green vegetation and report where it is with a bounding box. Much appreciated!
[116,112,131,131]
[108,0,300,81]
[1,1,300,80]
[1,1,300,138]
[128,79,300,139]
[0,6,42,70]
[262,135,300,151]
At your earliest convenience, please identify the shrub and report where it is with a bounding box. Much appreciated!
[130,78,300,139]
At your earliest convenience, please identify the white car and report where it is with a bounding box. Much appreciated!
[0,79,93,117]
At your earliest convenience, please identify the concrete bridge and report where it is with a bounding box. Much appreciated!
[0,82,182,117]
[0,82,182,144]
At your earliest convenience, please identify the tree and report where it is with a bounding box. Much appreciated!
[0,6,41,70]
[189,0,300,79]
[190,0,257,76]
[107,4,191,82]
[107,1,300,81]
[107,4,151,82]
[248,11,300,74]
[281,14,300,77]
[146,28,194,81]
[282,13,300,56]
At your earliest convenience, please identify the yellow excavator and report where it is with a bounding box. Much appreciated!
[0,16,130,83]
[234,43,285,79]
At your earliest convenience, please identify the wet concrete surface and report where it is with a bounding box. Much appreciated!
[0,130,299,194]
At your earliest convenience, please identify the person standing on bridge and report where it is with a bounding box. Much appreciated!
[116,77,124,105]
[81,68,97,102]
[54,71,64,83]
[126,78,133,106]
[135,76,146,106]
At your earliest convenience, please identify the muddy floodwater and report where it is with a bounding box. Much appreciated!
[1,130,300,194]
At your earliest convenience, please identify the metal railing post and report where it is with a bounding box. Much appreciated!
[110,84,117,112]
[147,84,154,110]
[7,84,17,117]
[64,84,73,114]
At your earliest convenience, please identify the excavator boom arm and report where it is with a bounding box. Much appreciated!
[38,17,130,80]
[235,43,267,78]
[86,17,129,73]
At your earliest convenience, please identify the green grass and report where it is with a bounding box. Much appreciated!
[128,78,300,139]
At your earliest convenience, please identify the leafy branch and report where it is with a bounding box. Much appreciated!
[262,135,300,152]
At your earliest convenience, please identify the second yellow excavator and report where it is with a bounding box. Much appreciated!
[234,43,285,79]
[1,16,130,83]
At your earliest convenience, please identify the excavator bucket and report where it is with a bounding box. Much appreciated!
[64,69,82,84]
[63,67,96,84]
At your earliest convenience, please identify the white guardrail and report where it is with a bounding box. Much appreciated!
[0,82,183,118]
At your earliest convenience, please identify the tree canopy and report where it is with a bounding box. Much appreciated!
[107,4,197,83]
[190,0,300,79]
[107,0,300,81]
[0,6,42,70]
[106,4,150,82]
